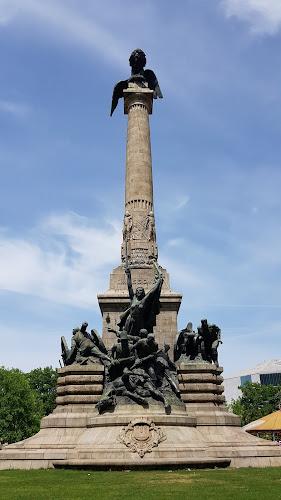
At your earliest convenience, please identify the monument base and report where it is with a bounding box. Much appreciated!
[1,364,281,470]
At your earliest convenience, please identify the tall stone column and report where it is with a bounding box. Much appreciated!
[98,84,182,348]
[121,84,158,267]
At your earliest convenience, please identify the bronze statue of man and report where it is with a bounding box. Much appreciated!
[61,322,110,366]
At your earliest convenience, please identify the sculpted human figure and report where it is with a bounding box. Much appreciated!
[96,364,170,413]
[132,333,158,383]
[197,319,222,366]
[123,211,133,240]
[61,322,111,366]
[111,331,134,360]
[197,318,210,362]
[97,329,163,413]
[80,321,90,337]
[102,329,139,386]
[208,323,222,367]
[118,264,163,337]
[155,344,181,397]
[123,366,170,409]
[174,322,202,363]
[145,211,156,242]
[109,330,136,380]
[110,48,163,116]
[107,326,140,346]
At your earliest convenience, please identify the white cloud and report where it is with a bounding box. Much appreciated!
[221,0,281,35]
[174,195,190,211]
[167,238,185,247]
[0,99,31,118]
[0,0,131,68]
[158,193,190,217]
[159,164,281,314]
[0,212,121,309]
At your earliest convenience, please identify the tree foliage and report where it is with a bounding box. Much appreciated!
[0,367,44,444]
[0,366,58,444]
[25,366,58,416]
[229,381,281,426]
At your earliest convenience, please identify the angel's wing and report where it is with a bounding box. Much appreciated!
[110,79,128,116]
[61,336,68,366]
[91,328,108,355]
[144,69,163,99]
[142,275,163,331]
[174,330,184,362]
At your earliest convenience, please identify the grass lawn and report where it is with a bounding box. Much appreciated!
[0,467,281,500]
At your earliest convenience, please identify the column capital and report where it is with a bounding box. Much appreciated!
[123,85,154,115]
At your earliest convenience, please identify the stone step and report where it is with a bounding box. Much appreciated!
[178,373,223,384]
[58,375,104,385]
[58,365,104,376]
[56,395,101,405]
[57,384,103,396]
[179,383,224,394]
[177,364,223,374]
[52,457,231,469]
[181,393,226,403]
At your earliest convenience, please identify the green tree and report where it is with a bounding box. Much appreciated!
[25,366,58,416]
[229,381,281,426]
[0,367,44,444]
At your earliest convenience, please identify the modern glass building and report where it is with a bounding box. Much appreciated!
[224,360,281,404]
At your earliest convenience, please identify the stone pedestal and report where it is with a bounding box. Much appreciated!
[2,364,281,469]
[55,365,104,408]
[177,363,241,426]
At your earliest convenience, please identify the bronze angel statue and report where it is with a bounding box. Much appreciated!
[110,48,163,116]
[118,262,164,337]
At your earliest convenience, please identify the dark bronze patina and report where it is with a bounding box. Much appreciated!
[110,48,163,116]
[174,319,222,367]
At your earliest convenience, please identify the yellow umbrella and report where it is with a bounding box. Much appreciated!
[243,409,281,441]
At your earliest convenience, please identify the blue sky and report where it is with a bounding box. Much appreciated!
[0,0,281,375]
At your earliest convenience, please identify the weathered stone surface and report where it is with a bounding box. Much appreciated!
[58,365,104,375]
[58,375,104,385]
[1,401,281,469]
[179,383,224,394]
[55,365,104,409]
[56,395,101,405]
[1,366,281,469]
[178,372,224,384]
[177,363,240,426]
[57,384,103,396]
[178,367,226,404]
[98,85,182,349]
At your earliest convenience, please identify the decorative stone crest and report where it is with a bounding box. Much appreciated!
[117,418,166,457]
[131,213,147,240]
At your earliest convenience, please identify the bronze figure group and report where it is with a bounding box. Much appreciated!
[61,269,222,412]
[174,319,222,367]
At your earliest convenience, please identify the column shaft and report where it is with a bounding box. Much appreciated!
[125,101,153,209]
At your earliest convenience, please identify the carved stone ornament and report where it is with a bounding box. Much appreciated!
[117,418,166,457]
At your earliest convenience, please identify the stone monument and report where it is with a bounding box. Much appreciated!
[1,49,281,470]
[99,48,182,350]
